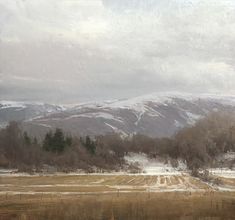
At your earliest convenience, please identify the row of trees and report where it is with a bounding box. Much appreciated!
[43,129,72,153]
[0,112,234,172]
[0,122,126,172]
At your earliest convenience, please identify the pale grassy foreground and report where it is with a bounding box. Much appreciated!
[0,174,235,220]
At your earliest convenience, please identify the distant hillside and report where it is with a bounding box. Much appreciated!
[0,101,64,128]
[2,93,235,138]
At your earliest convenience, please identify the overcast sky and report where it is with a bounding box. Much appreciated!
[1,0,235,103]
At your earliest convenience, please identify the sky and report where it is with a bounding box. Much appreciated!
[1,0,235,103]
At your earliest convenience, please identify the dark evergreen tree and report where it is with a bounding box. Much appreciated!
[43,131,53,151]
[23,131,31,146]
[89,141,96,155]
[85,136,91,148]
[53,128,65,153]
[65,136,72,147]
[42,129,71,153]
[84,136,96,154]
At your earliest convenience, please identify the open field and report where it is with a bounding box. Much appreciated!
[0,173,235,219]
[0,174,215,195]
[1,173,235,194]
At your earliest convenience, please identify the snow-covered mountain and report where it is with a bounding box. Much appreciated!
[18,92,235,138]
[0,101,65,128]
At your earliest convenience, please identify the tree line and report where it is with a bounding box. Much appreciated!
[0,112,234,173]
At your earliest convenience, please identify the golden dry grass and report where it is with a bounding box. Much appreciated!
[0,174,235,219]
[0,191,235,220]
[0,174,214,194]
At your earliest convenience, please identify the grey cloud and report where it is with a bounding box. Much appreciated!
[1,0,235,103]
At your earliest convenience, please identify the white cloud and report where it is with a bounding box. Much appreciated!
[1,0,235,102]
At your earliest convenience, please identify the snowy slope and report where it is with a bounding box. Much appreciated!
[21,92,235,137]
[0,101,65,128]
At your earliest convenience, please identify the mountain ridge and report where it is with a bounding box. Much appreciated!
[2,92,235,137]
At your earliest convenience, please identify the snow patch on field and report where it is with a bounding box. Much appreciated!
[0,169,18,174]
[209,168,235,178]
[124,153,186,175]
